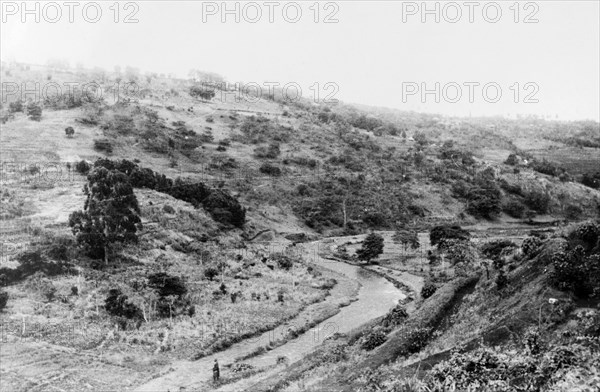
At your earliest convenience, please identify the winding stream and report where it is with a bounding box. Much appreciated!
[133,240,405,391]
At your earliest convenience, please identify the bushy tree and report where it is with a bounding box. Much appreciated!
[69,168,142,263]
[521,236,543,259]
[202,189,246,228]
[74,160,91,174]
[430,225,470,248]
[189,85,216,100]
[580,171,600,189]
[524,190,551,214]
[105,288,143,320]
[148,272,187,298]
[421,281,437,299]
[356,233,385,263]
[26,101,42,121]
[465,181,502,219]
[392,229,420,252]
[9,100,23,113]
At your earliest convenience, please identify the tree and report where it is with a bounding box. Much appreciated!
[190,85,216,101]
[392,229,420,253]
[69,167,142,264]
[430,225,470,248]
[27,101,42,121]
[356,233,385,263]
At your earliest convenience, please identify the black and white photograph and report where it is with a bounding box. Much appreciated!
[1,1,599,391]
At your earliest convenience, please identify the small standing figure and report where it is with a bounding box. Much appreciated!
[213,359,220,383]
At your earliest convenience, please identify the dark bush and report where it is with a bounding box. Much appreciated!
[404,327,432,354]
[496,270,508,290]
[202,189,246,228]
[430,225,470,247]
[272,253,294,270]
[74,160,91,174]
[580,172,600,189]
[259,163,282,177]
[381,304,408,329]
[204,267,219,281]
[189,85,216,100]
[254,143,281,159]
[105,288,143,320]
[94,139,113,154]
[9,101,23,113]
[531,159,560,177]
[524,191,551,214]
[361,329,387,350]
[356,233,385,263]
[421,281,437,299]
[26,102,42,121]
[564,204,583,220]
[0,291,8,311]
[147,272,187,298]
[522,236,543,259]
[503,200,526,218]
[504,153,520,166]
[481,240,518,259]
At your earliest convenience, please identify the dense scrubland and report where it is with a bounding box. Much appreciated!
[0,63,599,391]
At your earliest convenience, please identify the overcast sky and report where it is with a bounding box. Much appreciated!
[2,1,599,120]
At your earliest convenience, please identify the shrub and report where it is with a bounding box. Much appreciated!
[9,100,24,113]
[147,272,187,298]
[481,240,518,259]
[496,270,508,290]
[74,160,91,174]
[504,153,520,166]
[202,189,246,228]
[404,327,432,354]
[105,288,143,320]
[531,159,560,177]
[580,171,600,189]
[564,204,583,220]
[550,246,599,298]
[430,225,470,247]
[93,139,113,154]
[465,182,502,219]
[503,199,526,218]
[189,85,216,100]
[204,267,219,281]
[254,143,281,159]
[524,191,551,214]
[421,281,437,299]
[567,221,600,252]
[522,236,543,259]
[381,304,408,328]
[272,253,294,270]
[259,163,281,177]
[26,102,42,121]
[361,329,387,350]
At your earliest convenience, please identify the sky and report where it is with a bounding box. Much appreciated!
[1,1,599,121]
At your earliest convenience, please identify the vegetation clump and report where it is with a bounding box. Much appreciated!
[356,233,384,263]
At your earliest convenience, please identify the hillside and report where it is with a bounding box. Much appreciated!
[1,63,599,391]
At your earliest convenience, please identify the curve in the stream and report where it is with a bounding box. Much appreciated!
[134,240,405,392]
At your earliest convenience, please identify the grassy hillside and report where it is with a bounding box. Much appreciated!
[1,63,599,391]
